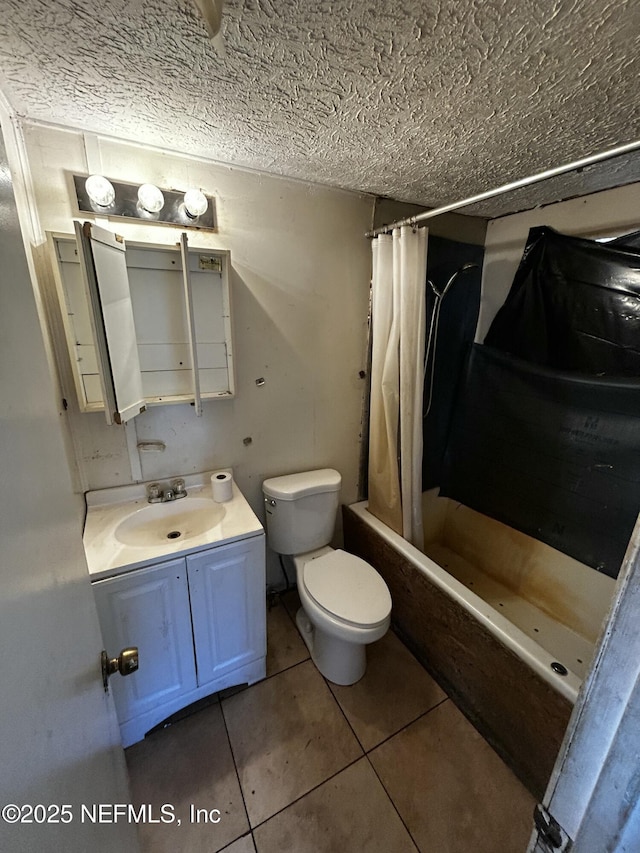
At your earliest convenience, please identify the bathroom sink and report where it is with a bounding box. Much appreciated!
[114,498,225,547]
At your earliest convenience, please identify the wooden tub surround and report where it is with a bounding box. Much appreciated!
[343,502,589,800]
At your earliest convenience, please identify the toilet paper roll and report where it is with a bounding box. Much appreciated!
[211,471,233,503]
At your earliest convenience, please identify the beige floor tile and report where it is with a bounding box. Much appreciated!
[222,659,362,827]
[369,700,536,853]
[253,758,418,853]
[329,630,447,751]
[126,702,249,853]
[266,601,309,677]
[223,834,256,853]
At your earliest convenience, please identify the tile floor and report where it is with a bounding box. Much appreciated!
[126,591,536,853]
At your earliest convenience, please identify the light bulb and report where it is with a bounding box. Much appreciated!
[85,174,115,207]
[183,189,208,219]
[137,183,165,213]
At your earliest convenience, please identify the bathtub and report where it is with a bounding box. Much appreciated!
[343,491,615,797]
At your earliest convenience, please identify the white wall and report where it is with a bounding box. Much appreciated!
[478,181,640,340]
[21,122,374,585]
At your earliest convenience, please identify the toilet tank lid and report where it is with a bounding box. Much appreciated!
[263,469,341,500]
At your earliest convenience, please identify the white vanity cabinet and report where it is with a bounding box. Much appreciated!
[92,534,266,747]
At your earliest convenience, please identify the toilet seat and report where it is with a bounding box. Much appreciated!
[302,549,391,629]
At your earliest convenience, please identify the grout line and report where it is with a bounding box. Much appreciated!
[219,657,364,835]
[313,643,451,852]
[221,647,365,834]
[243,702,432,849]
[222,604,447,846]
[359,695,451,754]
[217,831,256,852]
[222,655,312,703]
[219,693,253,835]
[365,752,421,852]
[248,753,366,833]
[324,676,369,754]
[359,697,452,853]
[264,654,311,680]
[321,641,451,756]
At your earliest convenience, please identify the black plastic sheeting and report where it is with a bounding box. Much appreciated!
[440,345,640,578]
[484,226,640,375]
[611,229,640,250]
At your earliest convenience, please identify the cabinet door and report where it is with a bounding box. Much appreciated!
[187,536,266,688]
[92,558,197,724]
[74,221,146,424]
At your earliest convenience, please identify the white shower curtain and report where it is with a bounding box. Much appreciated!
[368,226,427,549]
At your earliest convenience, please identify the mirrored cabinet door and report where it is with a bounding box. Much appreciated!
[50,225,235,423]
[74,221,146,424]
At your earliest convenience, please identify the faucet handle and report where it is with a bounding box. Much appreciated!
[147,483,162,503]
[171,478,187,498]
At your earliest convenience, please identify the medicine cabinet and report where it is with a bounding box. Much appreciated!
[49,222,235,424]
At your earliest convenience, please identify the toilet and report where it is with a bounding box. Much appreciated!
[262,469,391,685]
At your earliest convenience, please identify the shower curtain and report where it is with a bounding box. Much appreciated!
[368,226,427,549]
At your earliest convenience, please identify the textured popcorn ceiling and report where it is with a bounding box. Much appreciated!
[0,0,638,217]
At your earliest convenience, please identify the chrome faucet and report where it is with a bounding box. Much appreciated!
[146,479,187,503]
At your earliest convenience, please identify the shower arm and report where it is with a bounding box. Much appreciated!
[428,262,479,299]
[423,263,479,418]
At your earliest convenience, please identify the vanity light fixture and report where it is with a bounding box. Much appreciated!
[183,188,208,219]
[72,174,216,230]
[137,183,165,214]
[85,174,116,207]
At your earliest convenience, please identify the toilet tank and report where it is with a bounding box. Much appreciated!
[262,469,341,555]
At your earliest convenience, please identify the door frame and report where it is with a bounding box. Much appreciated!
[530,513,640,851]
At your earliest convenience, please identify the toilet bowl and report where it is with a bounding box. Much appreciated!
[293,546,391,685]
[262,468,392,685]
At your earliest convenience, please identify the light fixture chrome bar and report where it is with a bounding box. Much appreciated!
[179,233,203,417]
[366,139,640,237]
[73,174,216,231]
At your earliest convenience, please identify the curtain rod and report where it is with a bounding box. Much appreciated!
[366,139,640,238]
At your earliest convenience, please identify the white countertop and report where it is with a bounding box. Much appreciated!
[83,470,264,581]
